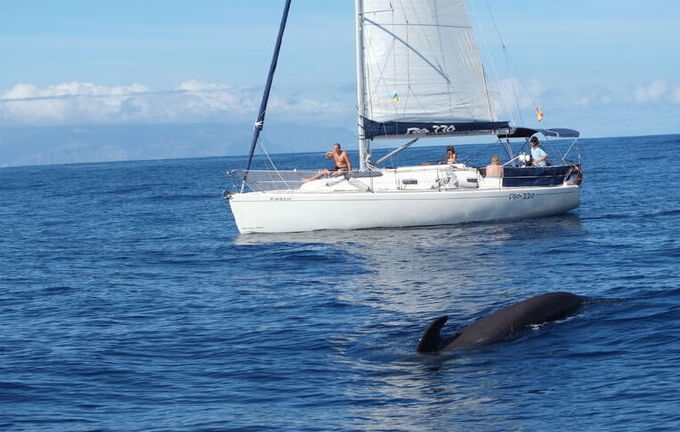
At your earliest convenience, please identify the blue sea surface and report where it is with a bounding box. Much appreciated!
[1,135,679,431]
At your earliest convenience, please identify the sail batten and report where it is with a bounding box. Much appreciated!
[360,0,498,140]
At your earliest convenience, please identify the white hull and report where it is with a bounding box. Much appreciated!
[229,184,580,234]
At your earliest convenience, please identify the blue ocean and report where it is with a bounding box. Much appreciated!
[1,134,679,431]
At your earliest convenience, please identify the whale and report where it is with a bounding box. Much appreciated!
[417,292,584,352]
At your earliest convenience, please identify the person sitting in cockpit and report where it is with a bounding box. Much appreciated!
[485,155,503,177]
[438,146,457,164]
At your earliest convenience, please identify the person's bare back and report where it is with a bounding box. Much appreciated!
[485,155,503,178]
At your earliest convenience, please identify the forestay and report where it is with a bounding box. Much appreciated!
[360,0,501,139]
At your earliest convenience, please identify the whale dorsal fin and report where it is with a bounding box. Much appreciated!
[417,315,449,352]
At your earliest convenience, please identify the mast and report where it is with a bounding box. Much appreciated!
[242,0,293,188]
[354,0,370,170]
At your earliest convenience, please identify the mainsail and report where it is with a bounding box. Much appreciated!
[358,0,508,140]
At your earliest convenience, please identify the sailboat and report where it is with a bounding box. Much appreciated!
[225,0,584,234]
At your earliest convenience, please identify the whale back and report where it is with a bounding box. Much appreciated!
[443,292,583,349]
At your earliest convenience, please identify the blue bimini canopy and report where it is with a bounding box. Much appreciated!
[500,127,580,139]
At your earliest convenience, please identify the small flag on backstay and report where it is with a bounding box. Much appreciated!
[535,107,544,122]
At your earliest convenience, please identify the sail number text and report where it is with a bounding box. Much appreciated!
[509,193,535,200]
[406,124,457,135]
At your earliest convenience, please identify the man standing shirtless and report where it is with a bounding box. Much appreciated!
[303,143,352,182]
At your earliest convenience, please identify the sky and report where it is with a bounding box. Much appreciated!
[1,0,680,157]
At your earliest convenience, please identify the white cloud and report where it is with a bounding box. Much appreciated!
[490,77,680,125]
[632,80,680,104]
[3,78,679,129]
[570,86,617,107]
[0,82,151,125]
[0,80,347,126]
[633,80,669,103]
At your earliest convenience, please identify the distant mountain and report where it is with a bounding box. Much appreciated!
[0,122,357,167]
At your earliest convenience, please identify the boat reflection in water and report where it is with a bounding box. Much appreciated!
[234,214,584,316]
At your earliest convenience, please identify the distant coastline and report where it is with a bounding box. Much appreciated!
[1,126,678,168]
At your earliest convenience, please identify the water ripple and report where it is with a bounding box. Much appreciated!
[1,137,679,431]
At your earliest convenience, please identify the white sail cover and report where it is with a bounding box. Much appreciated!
[361,0,494,125]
